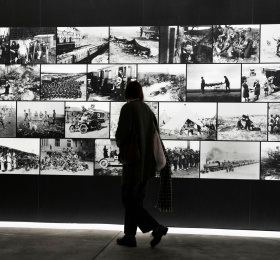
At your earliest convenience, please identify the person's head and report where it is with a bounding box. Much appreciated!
[124,81,144,102]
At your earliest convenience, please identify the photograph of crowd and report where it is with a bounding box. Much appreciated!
[163,140,199,178]
[0,102,16,137]
[268,103,280,141]
[41,64,87,101]
[138,64,186,101]
[159,102,217,140]
[187,64,241,102]
[213,25,260,63]
[109,26,159,63]
[87,64,137,101]
[65,102,110,138]
[0,28,9,64]
[17,102,65,138]
[0,138,40,175]
[57,27,109,64]
[218,103,267,141]
[10,27,56,64]
[261,142,280,180]
[160,26,212,64]
[94,139,122,176]
[200,141,260,180]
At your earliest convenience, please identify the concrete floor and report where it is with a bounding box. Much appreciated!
[0,228,280,260]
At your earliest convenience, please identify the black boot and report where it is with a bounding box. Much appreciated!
[116,235,137,247]
[150,225,168,248]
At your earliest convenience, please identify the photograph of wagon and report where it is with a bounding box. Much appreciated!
[87,64,136,101]
[0,28,10,64]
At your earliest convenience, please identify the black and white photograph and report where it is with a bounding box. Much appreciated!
[242,64,280,102]
[260,24,280,63]
[109,26,159,63]
[40,138,94,176]
[17,102,65,138]
[41,64,87,101]
[0,138,40,175]
[200,141,260,180]
[268,103,280,141]
[0,102,16,137]
[163,140,200,178]
[218,103,267,141]
[0,65,40,100]
[138,64,186,101]
[0,27,10,64]
[261,142,280,180]
[159,102,217,140]
[87,64,137,101]
[94,139,122,176]
[160,26,212,64]
[187,64,241,102]
[213,25,260,63]
[57,27,109,64]
[110,101,158,138]
[65,102,110,138]
[10,27,56,64]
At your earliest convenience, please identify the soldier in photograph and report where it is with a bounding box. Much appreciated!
[272,36,280,55]
[201,77,205,94]
[224,76,230,92]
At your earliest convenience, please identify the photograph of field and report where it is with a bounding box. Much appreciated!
[268,103,280,141]
[0,102,16,137]
[261,142,280,180]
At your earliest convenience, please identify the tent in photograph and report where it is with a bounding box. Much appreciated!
[159,111,171,126]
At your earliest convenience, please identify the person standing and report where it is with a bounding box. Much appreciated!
[254,80,260,101]
[201,76,205,94]
[242,79,249,102]
[224,76,230,92]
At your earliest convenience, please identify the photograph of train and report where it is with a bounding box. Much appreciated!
[94,139,122,176]
[0,102,16,137]
[41,64,87,101]
[217,103,267,141]
[0,27,10,64]
[17,102,65,138]
[87,64,137,101]
[65,102,110,138]
[261,142,280,180]
[268,103,280,141]
[57,27,109,64]
[40,138,94,176]
[110,26,159,63]
[160,26,212,64]
[9,27,56,64]
[163,140,200,178]
[159,102,217,140]
[200,141,260,179]
[138,64,186,101]
[0,138,40,175]
[186,64,241,102]
[213,25,260,63]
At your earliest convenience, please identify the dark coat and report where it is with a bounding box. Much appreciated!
[242,83,249,98]
[254,83,260,95]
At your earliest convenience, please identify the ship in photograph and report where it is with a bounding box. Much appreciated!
[110,26,159,63]
[65,102,110,138]
[87,64,136,101]
[163,140,199,178]
[159,102,217,140]
[41,64,87,101]
[0,138,39,175]
[138,64,186,101]
[261,142,280,180]
[0,28,10,64]
[218,103,267,141]
[0,102,16,137]
[10,27,56,64]
[17,102,65,138]
[57,27,109,64]
[268,103,280,141]
[200,141,260,180]
[213,25,260,63]
[94,139,122,176]
[40,138,94,176]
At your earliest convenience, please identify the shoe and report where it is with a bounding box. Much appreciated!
[150,225,168,248]
[116,235,137,247]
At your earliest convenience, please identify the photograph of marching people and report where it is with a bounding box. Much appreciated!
[187,64,241,102]
[200,141,260,180]
[57,27,109,64]
[17,102,65,138]
[0,28,10,64]
[261,142,280,180]
[213,25,260,63]
[0,138,40,175]
[0,102,16,137]
[0,64,40,100]
[218,103,267,141]
[40,138,94,176]
[268,103,280,141]
[138,64,186,101]
[10,27,56,64]
[41,64,87,101]
[87,64,136,101]
[160,26,212,64]
[110,102,158,138]
[109,26,159,63]
[94,139,122,176]
[163,140,199,178]
[159,102,217,140]
[65,102,110,138]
